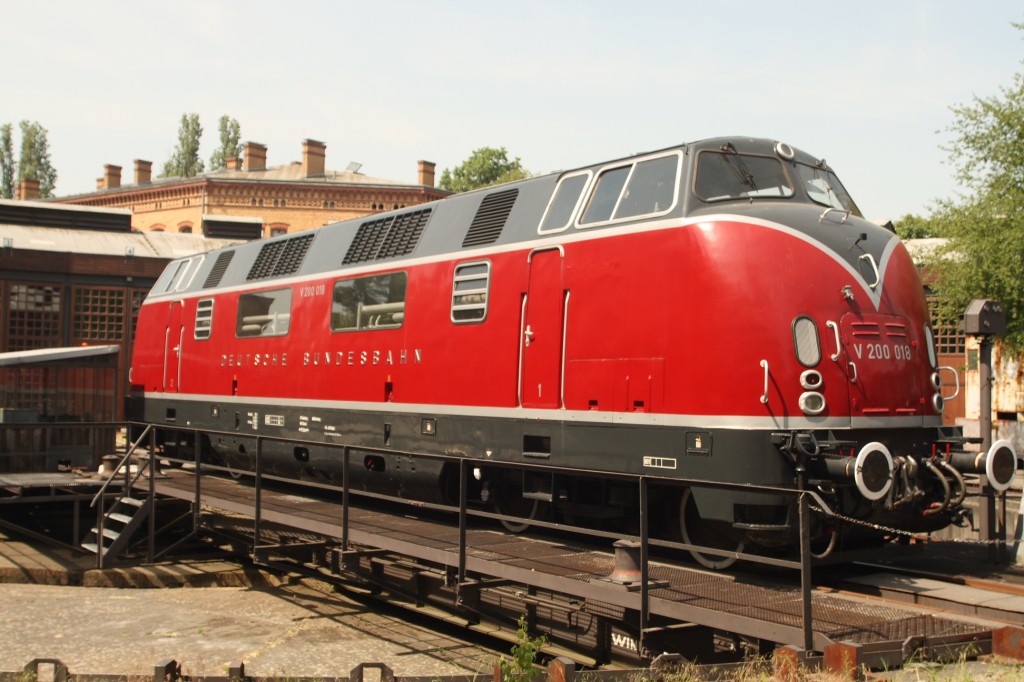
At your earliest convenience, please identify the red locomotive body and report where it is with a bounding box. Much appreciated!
[128,137,1016,567]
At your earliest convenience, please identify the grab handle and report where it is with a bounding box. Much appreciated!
[760,359,769,404]
[826,320,841,361]
[938,365,960,400]
[859,253,880,289]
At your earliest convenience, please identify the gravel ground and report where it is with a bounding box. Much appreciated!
[0,580,500,678]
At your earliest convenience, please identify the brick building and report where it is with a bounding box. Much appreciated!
[0,199,237,422]
[52,139,446,238]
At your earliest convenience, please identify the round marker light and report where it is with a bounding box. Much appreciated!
[854,442,894,501]
[799,391,826,416]
[985,439,1018,493]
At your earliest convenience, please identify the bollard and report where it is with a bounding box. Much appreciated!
[228,660,246,682]
[21,659,68,682]
[546,657,576,682]
[154,659,180,682]
[607,539,642,584]
[350,663,395,682]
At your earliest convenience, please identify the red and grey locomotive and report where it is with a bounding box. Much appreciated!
[127,136,1017,568]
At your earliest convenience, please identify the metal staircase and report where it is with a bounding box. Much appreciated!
[82,426,156,567]
[81,493,149,559]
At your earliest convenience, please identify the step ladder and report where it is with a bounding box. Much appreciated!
[83,425,156,566]
[81,494,149,560]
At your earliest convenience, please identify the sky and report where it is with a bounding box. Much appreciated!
[2,0,1022,221]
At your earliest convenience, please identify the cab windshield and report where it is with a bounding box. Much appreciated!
[796,163,862,217]
[694,150,794,202]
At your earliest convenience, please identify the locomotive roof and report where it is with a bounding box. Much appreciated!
[146,136,879,300]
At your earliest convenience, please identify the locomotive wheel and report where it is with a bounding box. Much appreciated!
[495,496,543,533]
[679,489,745,570]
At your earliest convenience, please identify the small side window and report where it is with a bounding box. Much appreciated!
[578,151,681,227]
[236,289,292,338]
[331,272,407,332]
[792,316,821,367]
[451,261,490,323]
[194,298,214,340]
[538,172,590,234]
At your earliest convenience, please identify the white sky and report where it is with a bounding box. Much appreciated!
[2,0,1022,220]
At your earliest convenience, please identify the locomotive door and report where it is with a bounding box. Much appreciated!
[519,247,565,408]
[163,301,184,392]
[838,313,926,419]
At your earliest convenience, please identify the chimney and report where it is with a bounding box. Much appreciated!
[417,160,436,188]
[243,142,267,171]
[226,157,241,171]
[16,178,40,200]
[102,164,122,189]
[302,139,326,177]
[134,159,152,185]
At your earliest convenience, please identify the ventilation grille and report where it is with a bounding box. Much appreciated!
[343,208,431,265]
[463,189,518,247]
[203,251,235,289]
[246,233,315,281]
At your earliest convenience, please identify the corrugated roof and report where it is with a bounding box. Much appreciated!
[0,224,239,258]
[0,344,119,367]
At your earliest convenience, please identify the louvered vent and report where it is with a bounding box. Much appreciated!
[246,233,315,281]
[203,250,235,289]
[343,208,431,265]
[378,209,430,258]
[463,189,518,247]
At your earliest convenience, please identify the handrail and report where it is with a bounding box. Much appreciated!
[90,424,153,508]
[819,207,849,223]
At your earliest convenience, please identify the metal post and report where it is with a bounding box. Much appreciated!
[458,458,468,584]
[341,446,350,551]
[253,438,263,552]
[147,428,157,564]
[797,466,814,652]
[978,336,1004,562]
[193,428,201,534]
[639,477,649,660]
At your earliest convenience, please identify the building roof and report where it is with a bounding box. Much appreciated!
[0,344,120,367]
[0,223,239,259]
[58,163,424,202]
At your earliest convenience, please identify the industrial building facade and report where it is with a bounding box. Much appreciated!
[52,139,447,238]
[0,200,236,422]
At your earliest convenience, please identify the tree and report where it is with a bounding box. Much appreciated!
[162,113,204,178]
[16,121,58,198]
[929,26,1024,348]
[893,213,941,240]
[0,124,13,199]
[438,146,529,193]
[208,115,242,171]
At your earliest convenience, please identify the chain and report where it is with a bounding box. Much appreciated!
[809,504,1012,547]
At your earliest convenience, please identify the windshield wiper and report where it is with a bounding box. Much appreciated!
[720,144,757,191]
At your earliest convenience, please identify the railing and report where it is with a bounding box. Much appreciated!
[135,421,852,654]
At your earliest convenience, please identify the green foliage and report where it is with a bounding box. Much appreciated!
[15,121,57,197]
[893,213,941,240]
[497,615,545,682]
[208,115,242,172]
[162,113,205,178]
[928,24,1024,350]
[438,146,529,193]
[0,124,13,199]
